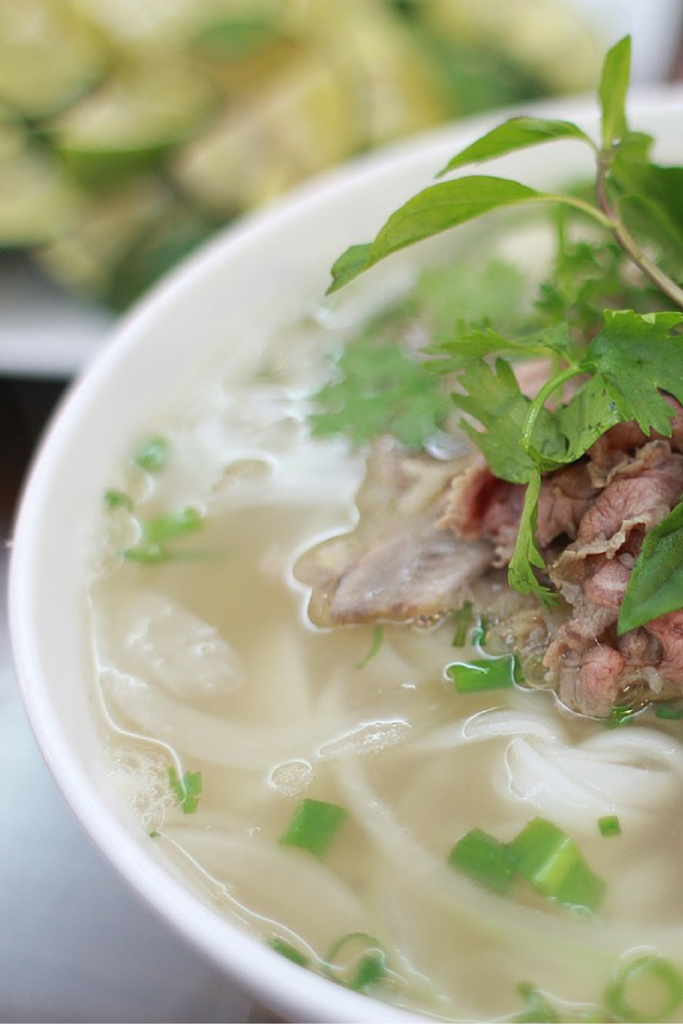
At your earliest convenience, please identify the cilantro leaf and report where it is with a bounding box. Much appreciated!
[427,327,534,372]
[429,322,575,376]
[584,310,683,435]
[534,223,666,337]
[619,497,683,633]
[507,469,556,602]
[416,256,527,336]
[439,116,593,177]
[309,335,452,448]
[550,374,621,464]
[168,767,202,814]
[450,358,540,484]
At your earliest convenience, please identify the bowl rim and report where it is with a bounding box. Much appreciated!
[9,83,683,1023]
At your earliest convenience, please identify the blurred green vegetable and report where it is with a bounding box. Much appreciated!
[0,0,603,309]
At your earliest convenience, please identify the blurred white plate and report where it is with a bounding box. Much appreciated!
[1,0,681,386]
[0,0,680,383]
[0,255,113,379]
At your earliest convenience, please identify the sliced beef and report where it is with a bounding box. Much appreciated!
[297,388,683,717]
[440,428,683,716]
[588,394,683,485]
[644,611,683,685]
[439,455,597,562]
[294,442,492,627]
[438,454,524,564]
[541,441,683,714]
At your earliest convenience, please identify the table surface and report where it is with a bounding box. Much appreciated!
[0,378,270,1024]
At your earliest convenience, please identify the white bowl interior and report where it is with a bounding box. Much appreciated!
[9,87,683,1022]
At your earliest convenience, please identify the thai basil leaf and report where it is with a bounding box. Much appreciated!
[619,497,683,632]
[439,116,593,176]
[599,36,631,148]
[328,243,374,293]
[328,176,564,293]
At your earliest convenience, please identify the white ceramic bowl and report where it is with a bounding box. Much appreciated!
[9,87,683,1023]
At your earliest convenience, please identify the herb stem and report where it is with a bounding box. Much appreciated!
[611,220,683,310]
[521,365,584,453]
[545,193,612,230]
[596,147,683,310]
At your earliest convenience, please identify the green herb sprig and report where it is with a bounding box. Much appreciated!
[325,36,683,631]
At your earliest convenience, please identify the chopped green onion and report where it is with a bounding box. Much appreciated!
[142,506,203,544]
[605,956,683,1023]
[356,625,384,669]
[279,798,349,859]
[134,435,171,472]
[508,818,605,914]
[324,932,388,992]
[104,488,133,511]
[452,601,473,646]
[448,828,516,895]
[122,542,168,563]
[122,506,204,562]
[446,654,521,693]
[604,703,639,729]
[269,937,309,967]
[471,617,488,647]
[655,702,683,720]
[167,766,202,814]
[598,815,621,838]
[512,982,562,1023]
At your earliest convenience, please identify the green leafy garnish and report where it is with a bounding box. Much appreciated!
[167,766,202,814]
[618,496,683,633]
[328,176,605,295]
[598,35,631,150]
[309,333,452,448]
[438,117,593,176]
[325,35,683,617]
[584,310,683,435]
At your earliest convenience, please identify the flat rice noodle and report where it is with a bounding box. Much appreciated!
[160,824,368,956]
[505,730,683,825]
[99,667,365,770]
